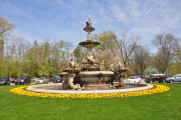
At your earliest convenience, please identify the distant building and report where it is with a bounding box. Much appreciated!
[144,66,159,75]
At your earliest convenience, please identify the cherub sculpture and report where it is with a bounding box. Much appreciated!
[87,52,96,63]
[110,57,125,72]
[100,60,105,71]
[70,54,78,68]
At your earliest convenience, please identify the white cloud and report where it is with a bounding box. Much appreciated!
[1,0,181,51]
[103,0,181,46]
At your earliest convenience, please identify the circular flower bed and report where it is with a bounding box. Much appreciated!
[10,84,170,98]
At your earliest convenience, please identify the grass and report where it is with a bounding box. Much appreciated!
[0,84,181,120]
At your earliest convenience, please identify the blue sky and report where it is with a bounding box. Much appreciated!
[1,0,181,49]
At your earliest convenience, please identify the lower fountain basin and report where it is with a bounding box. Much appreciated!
[75,71,115,88]
[59,71,115,89]
[26,83,153,94]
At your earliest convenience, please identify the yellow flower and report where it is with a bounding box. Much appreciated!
[10,84,170,99]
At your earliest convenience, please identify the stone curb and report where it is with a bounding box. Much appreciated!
[26,83,153,94]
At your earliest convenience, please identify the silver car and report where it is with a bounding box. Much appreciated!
[35,77,49,84]
[166,74,181,83]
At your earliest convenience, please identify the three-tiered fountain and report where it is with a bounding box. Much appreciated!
[26,19,154,95]
[59,19,126,90]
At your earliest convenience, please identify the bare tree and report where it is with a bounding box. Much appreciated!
[152,33,179,75]
[175,44,181,62]
[113,33,140,67]
[63,41,73,60]
[110,33,140,77]
[131,45,150,75]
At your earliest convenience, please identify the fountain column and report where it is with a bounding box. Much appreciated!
[79,18,100,53]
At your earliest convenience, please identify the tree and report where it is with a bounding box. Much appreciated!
[49,40,68,76]
[152,33,179,75]
[168,62,181,76]
[24,40,40,77]
[93,31,140,67]
[175,44,181,62]
[131,45,150,75]
[113,33,140,77]
[93,31,118,52]
[93,31,140,77]
[0,16,15,59]
[73,45,87,62]
[63,41,73,60]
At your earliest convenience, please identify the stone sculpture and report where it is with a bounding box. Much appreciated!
[67,74,82,90]
[87,52,96,63]
[109,57,127,89]
[60,54,80,90]
[100,60,105,71]
[70,54,78,69]
[110,57,125,72]
[86,18,93,28]
[63,59,70,69]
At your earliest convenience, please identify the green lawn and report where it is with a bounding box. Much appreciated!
[0,84,181,120]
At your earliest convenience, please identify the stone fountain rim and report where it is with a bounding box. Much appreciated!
[78,71,115,75]
[26,83,153,94]
[59,71,115,75]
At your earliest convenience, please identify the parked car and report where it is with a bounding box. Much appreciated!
[126,76,141,83]
[51,77,56,83]
[15,76,31,85]
[139,75,146,79]
[114,76,119,82]
[145,74,167,83]
[35,77,49,84]
[166,74,181,83]
[31,77,38,83]
[49,78,52,82]
[52,77,62,83]
[0,77,10,85]
[11,77,16,83]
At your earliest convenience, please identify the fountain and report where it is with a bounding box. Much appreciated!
[59,18,127,90]
[11,19,167,98]
[24,19,154,97]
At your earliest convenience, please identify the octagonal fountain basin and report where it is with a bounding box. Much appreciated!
[60,71,115,89]
[75,71,115,89]
[26,83,153,94]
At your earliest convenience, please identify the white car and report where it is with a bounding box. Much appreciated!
[126,76,141,83]
[35,77,49,84]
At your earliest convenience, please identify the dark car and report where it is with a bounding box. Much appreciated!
[139,75,146,79]
[145,74,168,83]
[0,77,10,85]
[52,77,62,83]
[15,76,31,85]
